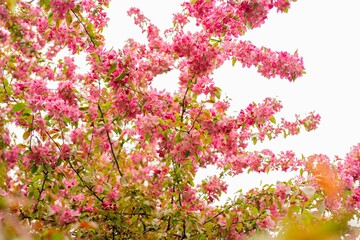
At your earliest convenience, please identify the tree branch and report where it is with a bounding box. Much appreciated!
[33,167,48,213]
[70,9,96,47]
[97,104,123,177]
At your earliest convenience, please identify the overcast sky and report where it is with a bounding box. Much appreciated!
[103,1,360,197]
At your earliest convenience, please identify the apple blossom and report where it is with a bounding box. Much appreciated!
[0,0,358,239]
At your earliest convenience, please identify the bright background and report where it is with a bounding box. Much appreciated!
[102,0,360,201]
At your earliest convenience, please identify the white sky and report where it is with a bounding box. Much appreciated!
[103,1,360,197]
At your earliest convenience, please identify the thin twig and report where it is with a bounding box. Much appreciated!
[187,102,204,133]
[45,130,104,202]
[97,104,123,177]
[203,205,233,225]
[180,86,190,123]
[67,158,104,203]
[70,9,96,47]
[33,167,48,213]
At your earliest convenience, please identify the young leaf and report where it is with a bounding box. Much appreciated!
[12,102,26,112]
[114,72,126,81]
[108,63,117,74]
[23,130,31,140]
[145,132,151,141]
[269,115,276,124]
[232,57,237,66]
[66,11,73,26]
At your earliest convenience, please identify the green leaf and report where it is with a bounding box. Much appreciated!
[245,21,253,29]
[22,108,32,116]
[231,57,237,66]
[63,117,71,125]
[185,150,191,158]
[90,53,100,62]
[226,214,235,229]
[215,87,221,99]
[56,19,62,29]
[48,12,54,25]
[269,115,276,124]
[33,190,40,199]
[301,209,314,225]
[145,132,151,142]
[6,0,16,14]
[194,152,200,163]
[108,63,117,74]
[23,130,31,140]
[12,103,26,112]
[190,0,198,5]
[236,223,243,232]
[86,22,95,37]
[51,233,65,240]
[65,11,72,26]
[194,121,200,130]
[114,72,126,81]
[175,133,182,143]
[283,130,287,138]
[0,196,7,209]
[250,206,259,215]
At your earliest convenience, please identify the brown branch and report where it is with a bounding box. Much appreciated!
[29,115,34,152]
[187,102,204,133]
[97,104,123,177]
[44,130,104,202]
[33,168,48,213]
[20,210,55,223]
[180,86,190,123]
[180,75,196,126]
[66,157,104,203]
[44,130,61,151]
[181,219,186,239]
[86,127,94,162]
[203,204,233,225]
[70,9,96,47]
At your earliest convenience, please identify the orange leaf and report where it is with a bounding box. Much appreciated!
[307,155,343,206]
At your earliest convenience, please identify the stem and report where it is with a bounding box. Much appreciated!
[97,104,123,177]
[44,130,104,202]
[203,205,233,225]
[29,115,34,152]
[187,102,204,133]
[33,167,48,213]
[86,127,94,162]
[67,158,104,203]
[70,9,96,46]
[180,86,190,123]
[181,219,186,239]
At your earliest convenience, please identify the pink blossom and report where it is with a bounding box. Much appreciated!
[50,0,75,19]
[199,176,228,203]
[4,146,20,168]
[257,216,276,230]
[51,204,80,224]
[72,193,85,202]
[63,179,78,189]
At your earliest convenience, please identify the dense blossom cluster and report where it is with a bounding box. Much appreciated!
[183,0,296,37]
[0,0,358,239]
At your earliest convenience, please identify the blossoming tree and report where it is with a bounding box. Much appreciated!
[0,0,359,239]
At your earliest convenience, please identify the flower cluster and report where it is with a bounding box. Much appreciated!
[0,0,357,239]
[50,0,76,19]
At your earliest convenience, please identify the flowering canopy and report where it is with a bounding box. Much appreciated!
[0,0,359,239]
